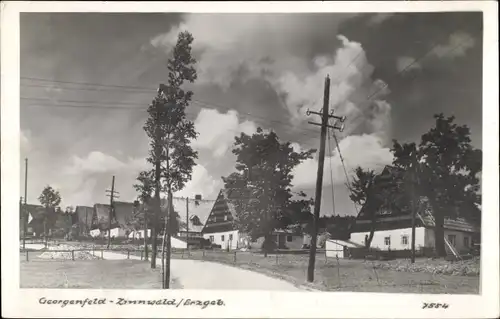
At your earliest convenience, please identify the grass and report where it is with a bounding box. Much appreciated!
[185,250,479,294]
[20,254,181,289]
[26,242,479,293]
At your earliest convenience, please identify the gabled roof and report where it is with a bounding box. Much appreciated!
[22,204,55,225]
[161,197,215,233]
[75,206,93,228]
[93,202,137,230]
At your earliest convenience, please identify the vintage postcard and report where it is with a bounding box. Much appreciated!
[1,1,498,318]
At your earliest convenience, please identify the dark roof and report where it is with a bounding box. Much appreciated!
[75,206,93,228]
[23,204,54,225]
[353,165,480,233]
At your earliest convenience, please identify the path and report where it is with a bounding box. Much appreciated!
[24,244,302,291]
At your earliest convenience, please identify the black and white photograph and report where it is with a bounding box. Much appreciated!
[1,1,499,318]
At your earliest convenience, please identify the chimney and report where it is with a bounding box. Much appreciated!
[194,194,202,206]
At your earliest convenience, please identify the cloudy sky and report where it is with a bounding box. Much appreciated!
[20,12,483,215]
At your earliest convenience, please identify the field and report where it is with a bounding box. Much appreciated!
[186,250,480,294]
[20,251,179,289]
[20,242,480,293]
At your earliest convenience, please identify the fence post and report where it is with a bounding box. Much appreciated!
[71,250,75,261]
[101,249,103,260]
[26,250,29,261]
[203,249,205,258]
[141,250,143,261]
[127,250,130,259]
[233,251,236,263]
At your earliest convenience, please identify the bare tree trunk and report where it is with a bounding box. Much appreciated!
[163,190,173,289]
[434,210,446,257]
[428,198,446,257]
[166,231,171,289]
[151,158,161,269]
[143,206,149,261]
[161,226,167,288]
[161,205,168,288]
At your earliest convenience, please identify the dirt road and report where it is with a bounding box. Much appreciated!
[103,251,302,291]
[23,244,301,290]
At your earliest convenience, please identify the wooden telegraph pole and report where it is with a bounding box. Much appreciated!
[410,150,419,264]
[23,158,28,249]
[306,75,347,283]
[105,176,119,249]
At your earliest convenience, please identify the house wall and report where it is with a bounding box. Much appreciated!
[171,237,188,249]
[325,240,346,259]
[282,234,304,249]
[90,229,101,238]
[425,228,474,253]
[128,229,152,239]
[350,227,427,250]
[203,230,240,250]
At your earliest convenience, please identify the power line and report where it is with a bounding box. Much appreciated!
[331,130,360,215]
[326,131,336,215]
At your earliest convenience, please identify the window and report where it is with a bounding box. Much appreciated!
[463,236,469,247]
[286,235,293,242]
[229,234,233,241]
[401,235,409,245]
[209,235,214,242]
[448,234,456,246]
[221,235,225,242]
[384,236,391,246]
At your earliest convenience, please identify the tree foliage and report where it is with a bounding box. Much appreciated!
[222,128,316,243]
[142,30,198,285]
[38,185,61,208]
[391,114,482,256]
[37,185,62,236]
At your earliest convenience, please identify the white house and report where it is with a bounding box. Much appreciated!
[349,167,480,256]
[202,189,309,250]
[326,239,364,259]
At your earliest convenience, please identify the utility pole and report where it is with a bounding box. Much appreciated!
[105,176,119,249]
[23,158,28,249]
[410,151,418,264]
[306,75,346,283]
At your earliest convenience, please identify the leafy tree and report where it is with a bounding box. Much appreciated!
[133,170,155,261]
[392,114,482,256]
[143,31,198,288]
[347,166,402,248]
[38,185,62,241]
[222,128,315,256]
[347,167,378,247]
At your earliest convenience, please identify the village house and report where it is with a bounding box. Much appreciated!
[348,166,480,256]
[202,188,310,250]
[90,201,136,238]
[20,204,59,237]
[127,195,214,249]
[74,206,94,237]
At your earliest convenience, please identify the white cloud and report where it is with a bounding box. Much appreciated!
[149,16,391,141]
[174,164,221,199]
[64,151,147,175]
[292,134,394,188]
[396,56,422,72]
[20,130,31,153]
[432,32,476,59]
[192,108,257,157]
[368,13,394,25]
[148,14,350,90]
